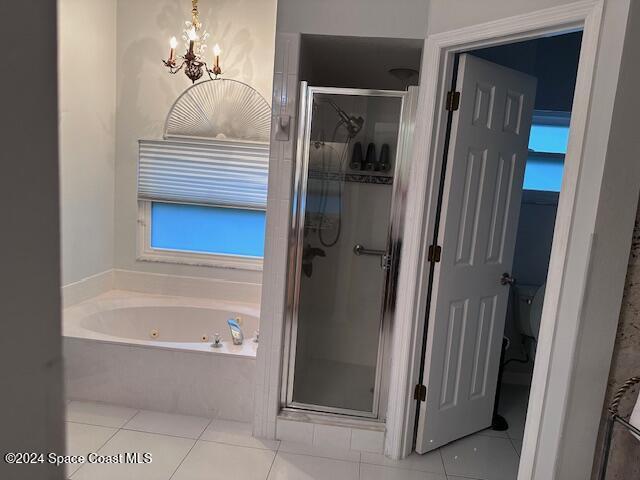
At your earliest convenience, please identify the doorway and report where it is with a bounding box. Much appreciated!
[413,31,582,478]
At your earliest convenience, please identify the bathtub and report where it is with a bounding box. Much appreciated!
[63,291,259,421]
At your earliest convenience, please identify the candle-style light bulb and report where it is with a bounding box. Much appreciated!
[187,27,198,55]
[168,36,178,63]
[211,43,222,76]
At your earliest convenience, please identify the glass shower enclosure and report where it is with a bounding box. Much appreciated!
[283,84,416,419]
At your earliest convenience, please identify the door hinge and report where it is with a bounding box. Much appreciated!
[427,245,442,263]
[414,384,427,401]
[446,90,460,111]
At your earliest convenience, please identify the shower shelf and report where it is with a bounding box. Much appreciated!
[308,169,394,185]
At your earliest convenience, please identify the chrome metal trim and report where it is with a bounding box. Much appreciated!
[287,401,379,419]
[281,81,310,408]
[282,84,416,420]
[353,244,387,257]
[279,408,386,429]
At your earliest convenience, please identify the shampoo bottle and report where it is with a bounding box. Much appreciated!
[350,142,363,170]
[379,144,391,172]
[364,143,377,171]
[227,318,244,345]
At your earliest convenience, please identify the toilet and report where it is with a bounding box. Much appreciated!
[514,282,546,343]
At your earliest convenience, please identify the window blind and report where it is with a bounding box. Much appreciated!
[138,139,269,210]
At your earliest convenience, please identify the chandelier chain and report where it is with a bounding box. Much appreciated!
[191,0,201,30]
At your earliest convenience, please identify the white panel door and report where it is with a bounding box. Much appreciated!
[416,54,537,453]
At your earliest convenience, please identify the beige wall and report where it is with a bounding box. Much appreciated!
[114,0,276,283]
[0,1,64,478]
[277,0,428,37]
[59,0,117,285]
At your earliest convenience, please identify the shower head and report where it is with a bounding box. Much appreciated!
[343,115,364,138]
[326,98,364,138]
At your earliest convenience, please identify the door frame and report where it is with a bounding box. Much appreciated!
[281,84,414,419]
[385,0,609,475]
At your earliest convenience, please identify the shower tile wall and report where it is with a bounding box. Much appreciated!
[254,32,301,439]
[591,199,640,479]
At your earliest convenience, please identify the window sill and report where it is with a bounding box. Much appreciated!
[137,247,263,271]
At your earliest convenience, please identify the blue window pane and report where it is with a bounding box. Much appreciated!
[523,155,564,192]
[151,202,265,257]
[528,125,569,154]
[524,121,568,192]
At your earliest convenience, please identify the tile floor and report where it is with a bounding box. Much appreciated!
[64,384,528,480]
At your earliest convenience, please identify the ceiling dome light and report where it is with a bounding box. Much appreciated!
[388,68,419,81]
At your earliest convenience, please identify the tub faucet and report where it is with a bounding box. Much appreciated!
[211,332,222,348]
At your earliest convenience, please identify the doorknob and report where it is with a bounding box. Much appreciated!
[500,273,516,286]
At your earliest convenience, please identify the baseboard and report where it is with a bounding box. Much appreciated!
[113,269,262,305]
[62,270,114,308]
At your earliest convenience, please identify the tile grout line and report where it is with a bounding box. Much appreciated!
[445,475,485,480]
[167,437,198,480]
[265,430,283,480]
[117,412,214,441]
[69,419,126,479]
[66,419,127,429]
[119,426,209,441]
[121,409,142,429]
[508,437,521,457]
[438,447,448,477]
[197,436,279,451]
[165,413,211,480]
[197,417,215,440]
[358,460,445,474]
[197,416,282,452]
[66,420,121,479]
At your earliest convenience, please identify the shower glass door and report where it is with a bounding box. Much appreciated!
[286,85,408,417]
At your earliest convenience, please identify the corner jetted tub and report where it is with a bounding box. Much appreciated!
[63,291,259,421]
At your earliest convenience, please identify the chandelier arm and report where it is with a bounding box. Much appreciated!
[201,63,218,80]
[167,60,187,75]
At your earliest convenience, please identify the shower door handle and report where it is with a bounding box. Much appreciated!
[353,244,391,270]
[353,244,386,256]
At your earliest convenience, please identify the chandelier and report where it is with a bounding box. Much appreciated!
[163,0,222,83]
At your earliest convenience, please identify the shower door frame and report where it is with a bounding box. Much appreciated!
[281,83,415,419]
